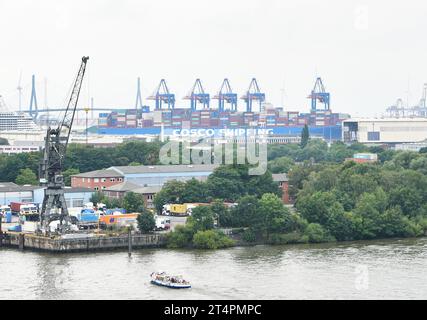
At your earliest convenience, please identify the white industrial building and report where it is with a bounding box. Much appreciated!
[343,118,427,144]
[0,182,94,208]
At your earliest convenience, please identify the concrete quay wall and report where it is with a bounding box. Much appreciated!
[0,232,166,253]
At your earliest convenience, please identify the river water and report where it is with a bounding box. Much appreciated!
[0,237,426,300]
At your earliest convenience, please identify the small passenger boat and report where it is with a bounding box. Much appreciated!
[150,271,191,289]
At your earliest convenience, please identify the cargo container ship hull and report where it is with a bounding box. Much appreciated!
[94,125,343,141]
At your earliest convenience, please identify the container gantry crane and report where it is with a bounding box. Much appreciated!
[241,78,265,112]
[184,79,210,110]
[415,83,427,117]
[213,78,237,112]
[38,56,89,234]
[147,79,175,110]
[308,77,330,112]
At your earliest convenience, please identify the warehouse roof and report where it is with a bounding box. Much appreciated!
[272,173,288,182]
[0,183,93,194]
[63,187,94,193]
[133,185,162,194]
[72,169,123,178]
[110,164,219,175]
[0,182,21,192]
[104,181,141,192]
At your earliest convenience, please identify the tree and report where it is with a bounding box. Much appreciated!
[206,166,244,201]
[389,187,422,217]
[268,156,294,173]
[90,192,104,205]
[181,178,208,203]
[409,156,427,175]
[211,200,232,228]
[327,141,353,163]
[259,193,292,234]
[0,137,8,145]
[153,180,187,213]
[304,223,334,243]
[230,195,262,229]
[352,192,383,239]
[103,197,123,209]
[297,191,338,226]
[391,151,420,169]
[300,124,310,148]
[15,168,38,185]
[296,139,328,162]
[63,168,80,186]
[122,192,145,213]
[137,211,155,233]
[188,206,215,231]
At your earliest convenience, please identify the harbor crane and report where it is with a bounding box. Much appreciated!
[184,79,210,110]
[386,84,427,118]
[38,56,89,234]
[241,78,265,112]
[308,77,330,112]
[147,79,175,110]
[414,83,427,117]
[386,98,405,118]
[213,79,237,112]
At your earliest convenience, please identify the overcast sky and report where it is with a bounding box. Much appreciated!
[0,0,426,116]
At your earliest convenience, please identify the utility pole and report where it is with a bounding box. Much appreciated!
[128,226,132,257]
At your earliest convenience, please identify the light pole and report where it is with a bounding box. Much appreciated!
[84,107,90,144]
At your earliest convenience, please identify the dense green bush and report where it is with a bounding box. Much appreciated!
[165,225,195,249]
[242,229,257,243]
[192,230,235,249]
[304,223,335,243]
[267,232,308,245]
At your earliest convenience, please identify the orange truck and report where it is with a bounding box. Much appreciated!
[99,213,139,227]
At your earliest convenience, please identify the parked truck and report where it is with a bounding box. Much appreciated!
[154,215,171,231]
[10,202,38,216]
[74,208,99,230]
[162,203,211,216]
[98,213,139,228]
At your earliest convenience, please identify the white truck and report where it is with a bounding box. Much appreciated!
[154,216,171,231]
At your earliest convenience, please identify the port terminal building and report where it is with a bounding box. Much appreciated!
[343,118,427,145]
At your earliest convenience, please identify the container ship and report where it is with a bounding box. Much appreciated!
[94,106,349,141]
[92,77,350,142]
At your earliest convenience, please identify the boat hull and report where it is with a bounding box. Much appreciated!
[151,280,191,289]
